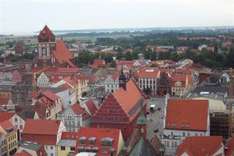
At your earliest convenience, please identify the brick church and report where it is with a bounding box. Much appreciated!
[33,25,75,68]
[92,78,147,141]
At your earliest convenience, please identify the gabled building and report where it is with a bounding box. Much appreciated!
[128,137,158,156]
[82,99,98,116]
[22,119,66,156]
[0,93,14,112]
[134,67,160,96]
[59,127,124,156]
[176,136,224,156]
[15,150,32,156]
[157,71,171,96]
[35,25,56,68]
[171,73,192,97]
[34,90,62,120]
[162,99,209,155]
[57,103,90,132]
[49,77,77,108]
[34,25,75,68]
[56,131,77,156]
[36,72,50,88]
[116,60,134,73]
[33,68,89,101]
[0,112,25,133]
[52,40,75,67]
[90,59,106,69]
[104,71,120,93]
[92,79,146,141]
[0,120,18,156]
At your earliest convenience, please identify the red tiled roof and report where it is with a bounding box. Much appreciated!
[15,150,32,156]
[43,67,79,74]
[76,127,122,155]
[85,99,97,115]
[91,59,106,69]
[0,120,14,131]
[0,112,15,122]
[176,136,223,156]
[61,131,79,140]
[71,104,90,120]
[113,80,143,115]
[225,137,234,156]
[56,67,79,73]
[53,40,74,67]
[41,90,59,102]
[166,99,209,131]
[0,95,11,106]
[23,119,60,135]
[135,67,160,78]
[63,76,76,86]
[116,60,134,66]
[38,25,55,42]
[34,100,47,118]
[22,119,61,145]
[171,74,189,87]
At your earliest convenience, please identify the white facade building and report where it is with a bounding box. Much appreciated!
[37,72,50,88]
[135,68,160,96]
[104,74,119,93]
[10,113,25,133]
[162,98,210,155]
[57,105,83,132]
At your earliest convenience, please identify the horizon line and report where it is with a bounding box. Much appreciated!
[1,25,234,37]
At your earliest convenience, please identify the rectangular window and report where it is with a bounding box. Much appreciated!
[61,146,65,150]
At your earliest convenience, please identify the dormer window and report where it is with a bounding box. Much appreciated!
[88,137,96,145]
[101,137,113,146]
[79,136,86,144]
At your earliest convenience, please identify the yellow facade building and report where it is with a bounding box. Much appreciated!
[0,120,18,156]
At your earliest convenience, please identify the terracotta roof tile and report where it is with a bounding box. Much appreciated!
[38,25,55,42]
[91,59,106,69]
[15,150,32,156]
[41,90,59,102]
[113,79,143,116]
[0,120,14,131]
[0,95,11,106]
[71,104,90,120]
[23,119,61,135]
[53,40,74,67]
[75,127,122,155]
[0,112,15,122]
[225,137,234,156]
[166,99,209,131]
[135,67,161,78]
[116,60,134,67]
[176,136,223,156]
[22,119,61,145]
[85,99,98,115]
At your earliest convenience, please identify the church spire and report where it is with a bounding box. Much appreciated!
[119,66,127,90]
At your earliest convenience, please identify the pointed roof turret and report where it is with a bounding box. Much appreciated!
[119,66,127,90]
[38,25,55,42]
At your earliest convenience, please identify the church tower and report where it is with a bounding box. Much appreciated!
[119,67,127,90]
[37,25,56,66]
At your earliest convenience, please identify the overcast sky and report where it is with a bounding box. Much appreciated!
[0,0,234,35]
